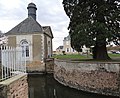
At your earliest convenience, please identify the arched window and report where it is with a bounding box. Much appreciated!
[20,40,29,57]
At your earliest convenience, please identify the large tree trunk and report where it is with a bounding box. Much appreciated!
[92,43,111,60]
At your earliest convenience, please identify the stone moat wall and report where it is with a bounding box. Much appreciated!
[54,59,120,97]
[0,74,28,98]
[45,58,54,73]
[26,58,54,73]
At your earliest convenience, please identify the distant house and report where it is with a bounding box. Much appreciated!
[56,46,64,54]
[5,3,53,72]
[63,35,78,54]
[56,35,90,54]
[56,35,77,54]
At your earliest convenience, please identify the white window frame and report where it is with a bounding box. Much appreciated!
[20,39,29,57]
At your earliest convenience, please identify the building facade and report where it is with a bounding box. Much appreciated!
[56,46,64,55]
[5,3,53,72]
[56,35,90,55]
[63,35,77,54]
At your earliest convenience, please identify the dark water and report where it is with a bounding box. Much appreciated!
[28,74,118,98]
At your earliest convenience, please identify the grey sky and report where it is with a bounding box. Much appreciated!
[0,0,69,50]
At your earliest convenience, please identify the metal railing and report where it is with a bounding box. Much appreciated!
[0,45,26,81]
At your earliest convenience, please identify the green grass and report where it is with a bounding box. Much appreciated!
[109,53,120,58]
[52,53,120,62]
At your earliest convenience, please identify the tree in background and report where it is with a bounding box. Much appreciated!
[0,31,8,45]
[63,0,120,60]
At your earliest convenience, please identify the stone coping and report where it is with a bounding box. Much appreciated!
[55,59,120,64]
[55,59,120,73]
[0,73,27,85]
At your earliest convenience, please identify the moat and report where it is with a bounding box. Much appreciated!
[28,74,118,98]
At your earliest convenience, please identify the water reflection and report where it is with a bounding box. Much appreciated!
[28,74,118,98]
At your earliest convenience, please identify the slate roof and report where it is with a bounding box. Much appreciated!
[5,16,43,35]
[63,35,70,41]
[56,46,63,50]
[43,26,53,38]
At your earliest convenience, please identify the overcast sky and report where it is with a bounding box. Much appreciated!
[0,0,69,50]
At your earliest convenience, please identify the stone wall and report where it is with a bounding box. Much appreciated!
[0,74,28,98]
[27,58,54,73]
[7,36,16,47]
[54,59,120,97]
[33,34,43,61]
[45,58,54,73]
[27,61,45,73]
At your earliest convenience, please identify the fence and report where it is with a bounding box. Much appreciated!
[0,45,26,81]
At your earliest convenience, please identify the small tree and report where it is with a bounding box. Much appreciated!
[63,0,120,60]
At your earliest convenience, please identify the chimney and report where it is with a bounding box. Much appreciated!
[27,3,37,20]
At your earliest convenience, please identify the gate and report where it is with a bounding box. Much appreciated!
[0,45,26,81]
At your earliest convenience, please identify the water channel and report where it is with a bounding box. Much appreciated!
[28,74,118,98]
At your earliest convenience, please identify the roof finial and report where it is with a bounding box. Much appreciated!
[27,3,37,20]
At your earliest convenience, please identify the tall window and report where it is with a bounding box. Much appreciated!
[67,48,69,52]
[20,40,29,57]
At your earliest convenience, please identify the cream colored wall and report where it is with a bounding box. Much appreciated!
[32,34,42,61]
[16,35,33,61]
[7,33,52,62]
[7,33,49,72]
[44,35,47,58]
[63,40,77,54]
[7,35,16,47]
[44,34,53,58]
[46,36,52,57]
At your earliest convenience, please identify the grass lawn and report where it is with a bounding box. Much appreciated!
[53,53,120,62]
[108,53,120,58]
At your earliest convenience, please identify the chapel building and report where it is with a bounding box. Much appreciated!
[5,3,53,72]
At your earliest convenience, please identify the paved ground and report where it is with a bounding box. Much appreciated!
[111,57,120,62]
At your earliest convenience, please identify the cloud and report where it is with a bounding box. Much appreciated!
[0,0,27,21]
[35,0,70,50]
[0,0,69,50]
